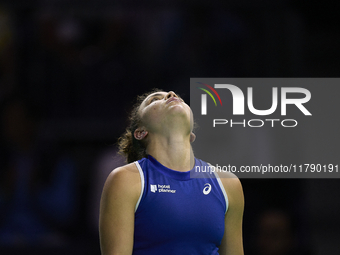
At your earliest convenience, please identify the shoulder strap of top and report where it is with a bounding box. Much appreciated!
[134,161,145,212]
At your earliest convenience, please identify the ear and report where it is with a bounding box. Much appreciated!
[190,132,196,143]
[134,129,148,140]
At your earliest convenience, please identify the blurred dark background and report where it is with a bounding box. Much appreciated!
[0,0,339,254]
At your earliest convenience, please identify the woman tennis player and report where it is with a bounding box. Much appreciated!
[99,90,244,255]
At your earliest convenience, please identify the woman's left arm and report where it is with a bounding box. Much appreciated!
[218,174,244,255]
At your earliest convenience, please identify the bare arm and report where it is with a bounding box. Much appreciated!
[99,164,141,255]
[218,173,244,255]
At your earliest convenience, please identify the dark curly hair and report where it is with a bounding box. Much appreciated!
[117,88,164,163]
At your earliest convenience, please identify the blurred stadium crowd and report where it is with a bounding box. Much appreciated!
[1,0,340,254]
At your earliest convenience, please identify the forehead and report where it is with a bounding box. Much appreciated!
[145,92,167,100]
[138,92,166,111]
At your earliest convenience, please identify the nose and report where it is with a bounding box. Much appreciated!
[165,91,177,99]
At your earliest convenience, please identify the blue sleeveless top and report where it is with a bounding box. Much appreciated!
[133,155,228,255]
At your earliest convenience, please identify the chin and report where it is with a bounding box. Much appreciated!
[168,105,191,118]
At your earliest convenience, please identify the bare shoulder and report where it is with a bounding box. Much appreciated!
[216,170,242,189]
[216,171,244,208]
[99,163,141,255]
[106,162,140,185]
[102,162,141,204]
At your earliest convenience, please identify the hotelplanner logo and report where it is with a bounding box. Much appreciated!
[150,185,157,193]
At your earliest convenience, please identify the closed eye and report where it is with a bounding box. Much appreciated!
[148,94,165,104]
[151,97,160,102]
[148,95,164,104]
[147,93,184,104]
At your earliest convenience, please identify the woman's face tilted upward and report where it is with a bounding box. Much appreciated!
[138,91,193,135]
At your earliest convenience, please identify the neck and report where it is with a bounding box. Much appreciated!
[146,132,194,172]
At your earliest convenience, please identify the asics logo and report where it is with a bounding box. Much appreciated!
[203,183,212,195]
